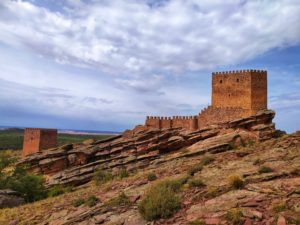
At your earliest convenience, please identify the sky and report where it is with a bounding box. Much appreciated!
[0,0,299,133]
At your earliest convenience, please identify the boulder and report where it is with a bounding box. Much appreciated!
[0,189,24,208]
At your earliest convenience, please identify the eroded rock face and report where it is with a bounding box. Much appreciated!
[0,190,24,208]
[19,110,278,186]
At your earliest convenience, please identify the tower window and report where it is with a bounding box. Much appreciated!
[220,80,222,84]
[236,78,239,82]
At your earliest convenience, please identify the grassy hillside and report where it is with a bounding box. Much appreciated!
[0,129,113,150]
[0,132,299,225]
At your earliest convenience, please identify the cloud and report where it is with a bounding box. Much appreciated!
[0,0,299,76]
[114,74,165,94]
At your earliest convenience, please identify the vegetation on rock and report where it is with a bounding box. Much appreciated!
[228,175,244,189]
[138,179,183,221]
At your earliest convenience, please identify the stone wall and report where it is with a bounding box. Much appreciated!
[145,116,198,131]
[198,106,249,128]
[22,128,57,158]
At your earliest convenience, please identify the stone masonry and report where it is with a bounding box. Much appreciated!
[22,128,57,158]
[145,69,267,130]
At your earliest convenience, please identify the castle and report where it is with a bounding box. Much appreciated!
[22,128,57,158]
[22,69,267,158]
[145,69,267,130]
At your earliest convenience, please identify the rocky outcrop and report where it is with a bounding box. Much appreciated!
[0,190,24,208]
[19,110,277,186]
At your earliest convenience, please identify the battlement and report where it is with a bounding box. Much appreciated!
[22,128,57,158]
[145,115,198,130]
[212,69,267,75]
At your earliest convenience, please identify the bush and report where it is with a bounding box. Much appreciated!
[106,192,130,207]
[188,164,203,176]
[138,179,182,221]
[228,175,244,189]
[86,195,99,207]
[258,166,273,174]
[48,185,74,197]
[72,198,85,207]
[0,154,47,203]
[272,202,287,213]
[93,169,114,185]
[200,155,214,166]
[118,168,129,179]
[147,172,157,181]
[48,185,65,197]
[204,186,219,198]
[188,178,205,188]
[226,208,243,225]
[187,156,214,176]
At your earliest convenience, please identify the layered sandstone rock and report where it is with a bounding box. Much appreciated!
[19,110,277,186]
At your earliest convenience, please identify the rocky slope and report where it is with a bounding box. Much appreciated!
[19,110,277,187]
[1,109,299,225]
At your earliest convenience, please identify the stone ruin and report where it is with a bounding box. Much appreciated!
[145,69,267,131]
[22,128,57,158]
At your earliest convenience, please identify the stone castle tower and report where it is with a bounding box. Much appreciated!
[146,69,267,130]
[22,128,57,158]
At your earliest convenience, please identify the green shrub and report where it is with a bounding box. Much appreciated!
[204,186,219,198]
[72,198,85,207]
[0,152,16,172]
[48,185,74,197]
[188,164,203,176]
[228,175,244,189]
[0,154,47,203]
[200,155,214,166]
[188,178,205,188]
[48,185,65,197]
[93,169,114,185]
[106,192,130,207]
[7,171,47,202]
[258,166,273,174]
[138,179,182,221]
[272,202,287,213]
[86,195,99,207]
[188,219,205,225]
[118,168,129,179]
[226,208,243,225]
[147,172,157,181]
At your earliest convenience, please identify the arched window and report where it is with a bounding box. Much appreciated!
[220,80,223,84]
[236,78,239,82]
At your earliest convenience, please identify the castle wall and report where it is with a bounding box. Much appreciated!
[22,128,57,158]
[22,128,41,158]
[145,116,198,131]
[39,130,57,150]
[145,117,161,129]
[251,71,267,111]
[198,106,248,128]
[212,70,252,110]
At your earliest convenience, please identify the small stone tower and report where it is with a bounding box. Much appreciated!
[22,128,57,158]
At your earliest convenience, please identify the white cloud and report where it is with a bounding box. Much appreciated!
[0,0,299,76]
